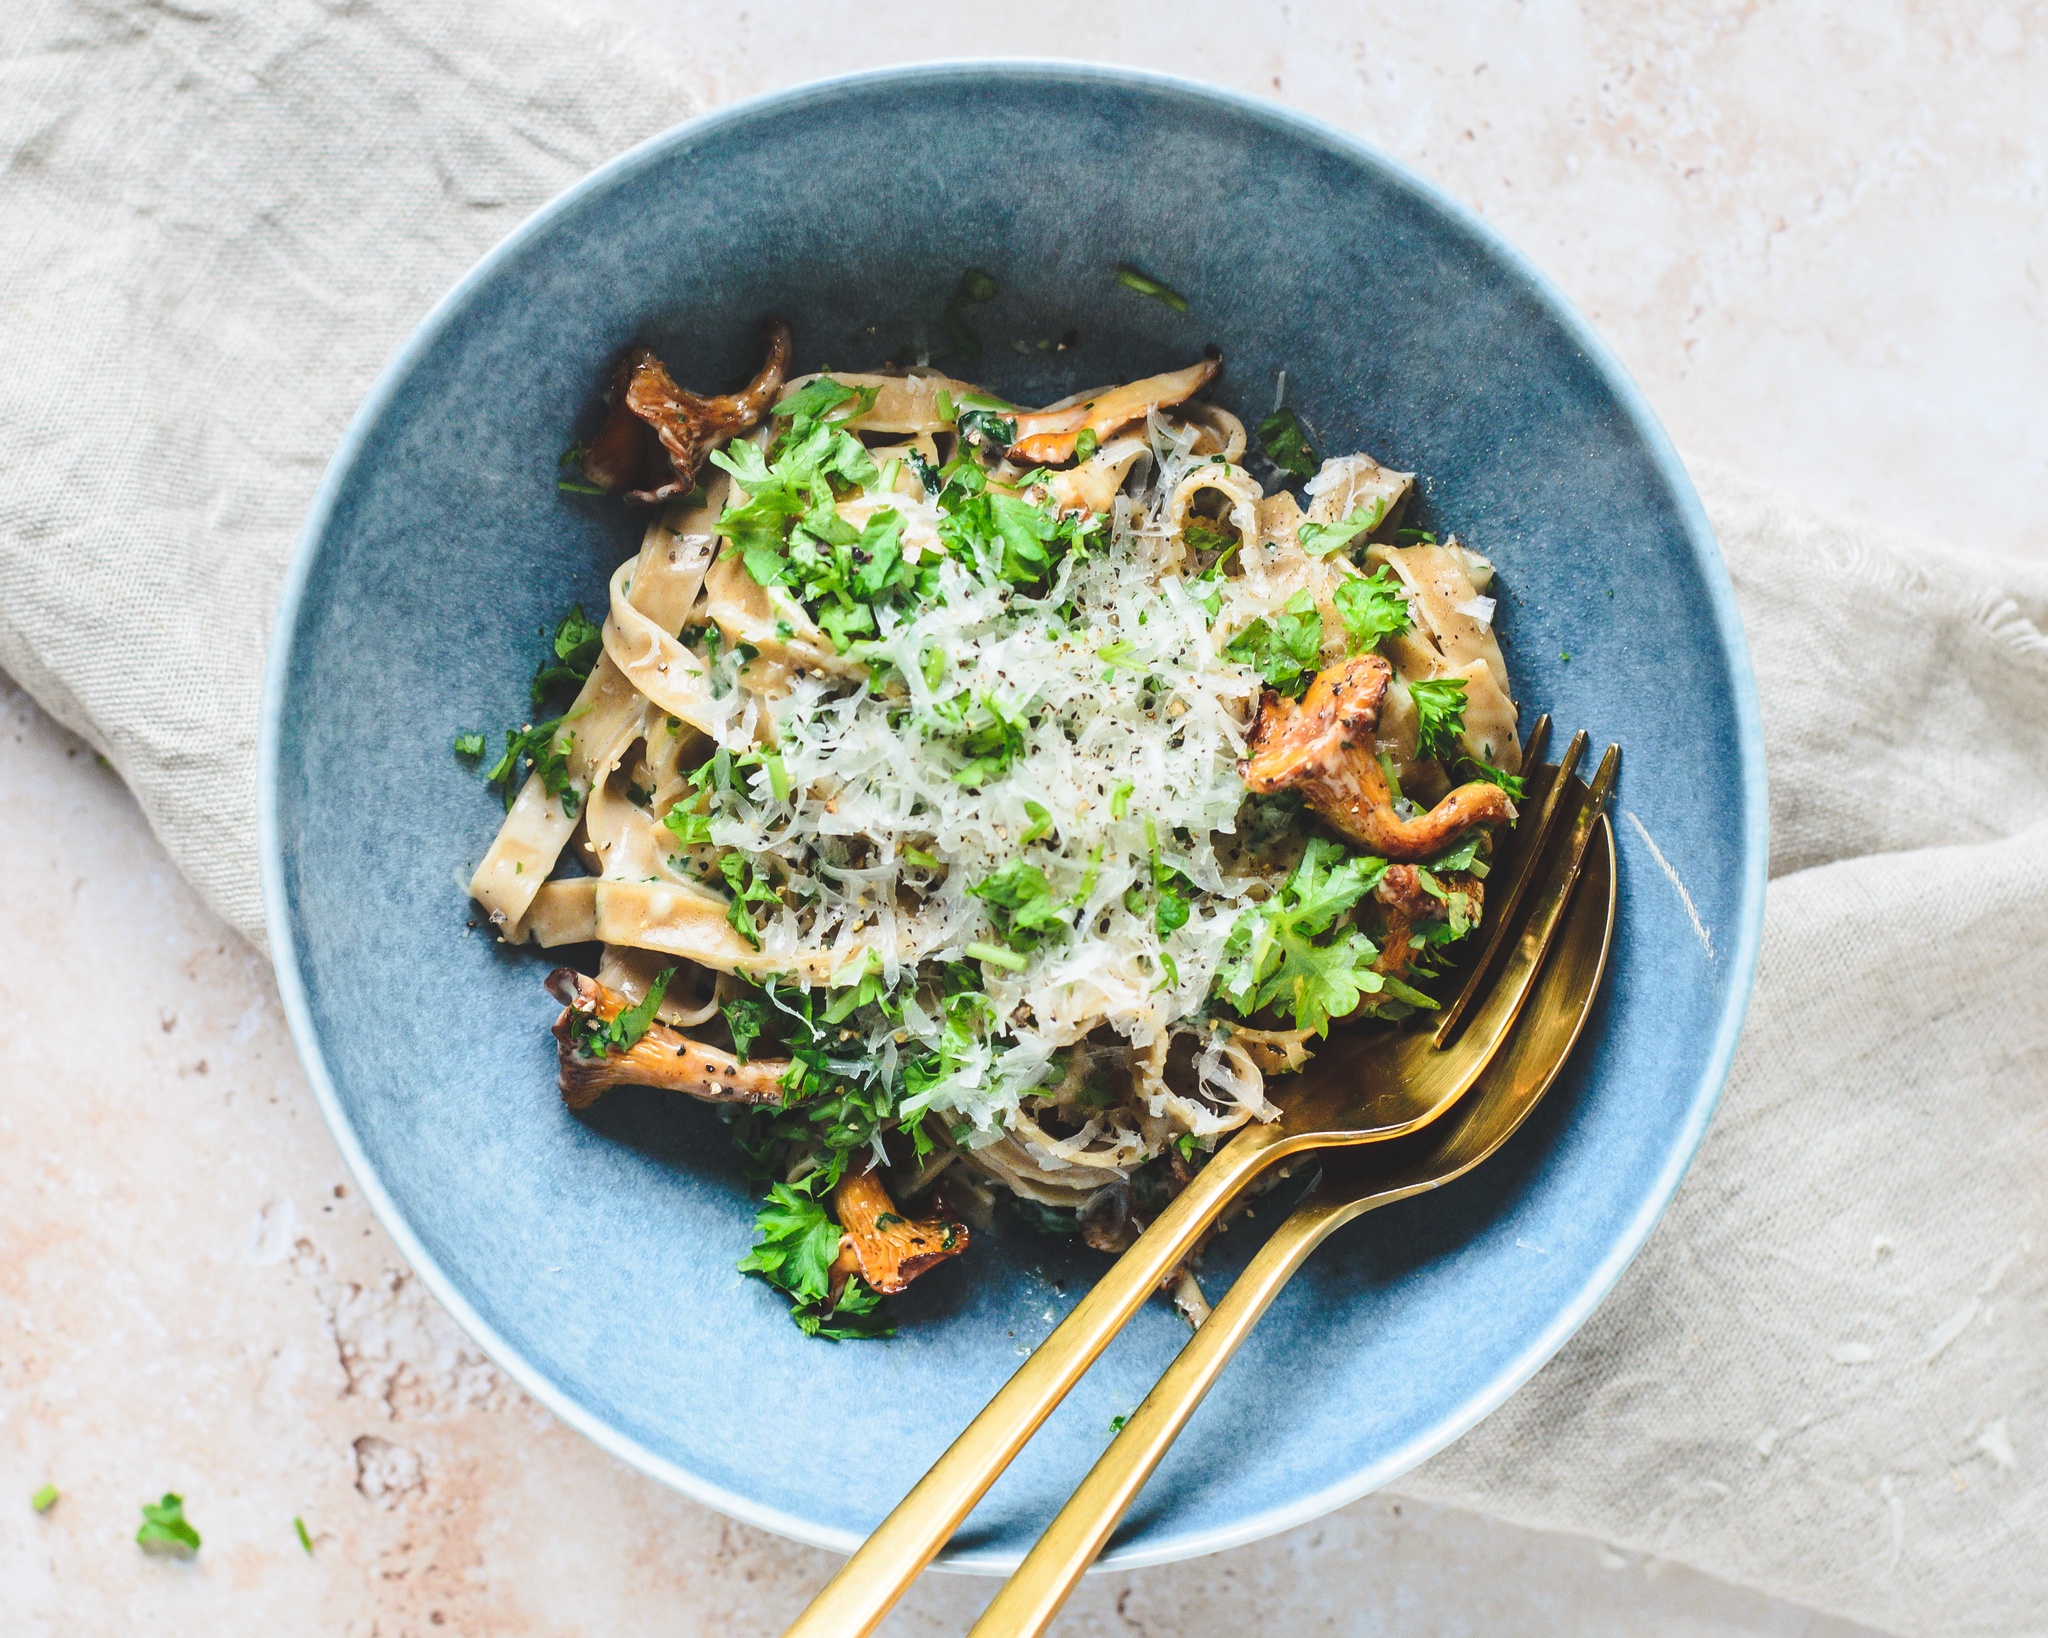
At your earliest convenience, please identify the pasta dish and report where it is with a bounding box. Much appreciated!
[463,316,1522,1338]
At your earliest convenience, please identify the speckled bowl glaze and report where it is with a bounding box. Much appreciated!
[261,64,1765,1568]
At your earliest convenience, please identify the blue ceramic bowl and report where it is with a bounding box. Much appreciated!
[262,64,1764,1568]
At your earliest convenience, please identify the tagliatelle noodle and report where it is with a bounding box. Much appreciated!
[1366,541,1522,772]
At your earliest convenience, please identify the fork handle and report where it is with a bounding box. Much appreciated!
[781,1121,1291,1638]
[964,1189,1352,1638]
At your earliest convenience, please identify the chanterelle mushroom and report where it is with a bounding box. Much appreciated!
[827,1166,970,1297]
[581,318,793,503]
[1241,653,1516,860]
[1372,863,1484,984]
[545,968,788,1111]
[1006,352,1222,465]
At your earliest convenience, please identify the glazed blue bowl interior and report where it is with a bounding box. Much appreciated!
[263,64,1763,1566]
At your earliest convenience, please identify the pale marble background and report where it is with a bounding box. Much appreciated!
[5,2,2045,1632]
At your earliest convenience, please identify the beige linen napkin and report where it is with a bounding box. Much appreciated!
[2,4,2041,1632]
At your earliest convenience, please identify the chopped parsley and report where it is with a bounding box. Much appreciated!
[738,1183,894,1341]
[1408,676,1470,762]
[1459,756,1526,800]
[294,1515,313,1554]
[136,1493,201,1554]
[1424,832,1490,876]
[724,995,766,1062]
[1256,407,1318,481]
[1019,801,1055,845]
[556,440,606,495]
[530,604,603,708]
[1214,838,1421,1035]
[970,860,1071,951]
[1109,1413,1130,1433]
[926,692,1031,787]
[482,717,580,817]
[1144,824,1195,938]
[1333,568,1412,653]
[569,966,676,1059]
[1074,428,1099,462]
[1225,589,1325,697]
[957,406,1018,451]
[31,1484,57,1514]
[465,607,605,815]
[720,855,782,947]
[714,383,897,634]
[1113,263,1189,312]
[772,375,880,428]
[1297,497,1389,557]
[1181,515,1238,558]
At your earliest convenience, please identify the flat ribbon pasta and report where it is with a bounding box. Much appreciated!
[1366,541,1522,773]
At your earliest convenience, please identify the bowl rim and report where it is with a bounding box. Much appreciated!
[259,58,1767,1573]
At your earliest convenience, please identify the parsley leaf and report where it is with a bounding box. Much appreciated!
[483,718,580,817]
[1073,428,1099,462]
[1408,677,1470,762]
[452,731,486,760]
[661,754,723,848]
[1297,497,1388,557]
[1256,407,1318,481]
[798,1275,895,1341]
[1213,838,1400,1035]
[1458,756,1526,801]
[970,860,1071,951]
[720,855,781,948]
[1333,568,1412,653]
[530,604,603,708]
[957,407,1017,451]
[926,692,1030,787]
[771,376,877,428]
[738,1182,896,1340]
[724,996,766,1062]
[1181,516,1238,557]
[987,490,1058,582]
[1113,263,1189,312]
[1225,589,1325,697]
[136,1493,201,1554]
[739,1182,842,1306]
[569,966,676,1059]
[1424,832,1489,876]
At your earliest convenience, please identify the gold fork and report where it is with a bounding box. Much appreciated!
[967,767,1618,1637]
[782,726,1613,1638]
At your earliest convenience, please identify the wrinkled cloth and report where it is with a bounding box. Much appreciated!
[0,4,2041,1633]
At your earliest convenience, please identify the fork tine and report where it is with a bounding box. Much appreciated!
[1433,723,1587,1048]
[1443,741,1619,1065]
